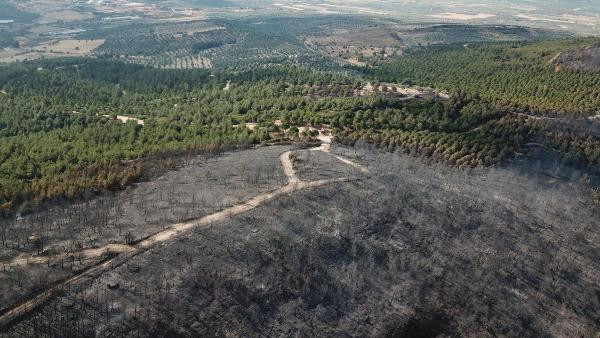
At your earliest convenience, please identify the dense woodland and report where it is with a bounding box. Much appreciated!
[1,37,599,212]
[0,60,355,211]
[366,38,600,117]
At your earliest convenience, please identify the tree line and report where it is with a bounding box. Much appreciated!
[1,50,598,213]
[363,38,600,117]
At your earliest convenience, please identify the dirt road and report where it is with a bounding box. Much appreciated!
[280,151,301,184]
[0,139,366,330]
[1,244,133,268]
[1,141,356,269]
[313,133,369,173]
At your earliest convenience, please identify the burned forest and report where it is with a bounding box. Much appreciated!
[1,137,599,336]
[0,4,599,337]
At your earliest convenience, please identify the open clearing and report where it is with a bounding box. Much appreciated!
[102,115,145,125]
[36,39,105,55]
[0,39,105,63]
[305,27,404,66]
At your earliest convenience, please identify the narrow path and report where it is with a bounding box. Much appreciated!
[1,244,133,268]
[135,176,350,250]
[312,133,369,174]
[515,112,600,122]
[280,151,301,184]
[1,138,362,269]
[0,139,364,330]
[524,142,550,148]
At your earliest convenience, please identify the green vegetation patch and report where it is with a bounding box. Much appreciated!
[2,35,599,212]
[366,38,600,117]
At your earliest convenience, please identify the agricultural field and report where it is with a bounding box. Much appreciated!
[0,0,217,65]
[35,39,104,55]
[249,0,600,35]
[305,25,404,66]
[0,39,104,63]
[305,23,570,67]
[0,0,581,70]
[81,22,233,69]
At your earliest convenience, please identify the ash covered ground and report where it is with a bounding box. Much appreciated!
[2,142,599,337]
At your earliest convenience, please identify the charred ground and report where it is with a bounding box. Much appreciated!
[1,139,599,337]
[0,14,599,337]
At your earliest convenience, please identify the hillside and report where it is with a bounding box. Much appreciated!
[365,38,600,117]
[1,130,599,336]
[552,44,600,72]
[0,12,599,337]
[0,2,38,22]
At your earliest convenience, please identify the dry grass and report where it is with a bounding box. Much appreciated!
[0,39,104,63]
[36,39,105,54]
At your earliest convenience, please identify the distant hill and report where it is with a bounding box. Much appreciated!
[551,44,600,72]
[0,2,38,22]
[149,0,237,7]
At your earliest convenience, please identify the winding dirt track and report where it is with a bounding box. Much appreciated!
[314,134,369,174]
[0,141,366,330]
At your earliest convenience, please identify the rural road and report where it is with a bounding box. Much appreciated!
[0,138,367,330]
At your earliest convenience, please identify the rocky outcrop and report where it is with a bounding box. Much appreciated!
[551,43,600,72]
